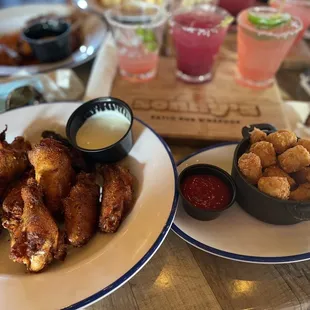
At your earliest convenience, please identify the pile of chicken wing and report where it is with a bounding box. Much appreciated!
[238,128,310,201]
[0,128,134,272]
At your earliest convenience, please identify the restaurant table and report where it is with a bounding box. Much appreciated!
[1,1,310,309]
[72,59,310,310]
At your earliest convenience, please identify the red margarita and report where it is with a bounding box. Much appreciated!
[170,5,233,83]
[181,174,232,210]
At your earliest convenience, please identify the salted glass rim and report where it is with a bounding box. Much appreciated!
[237,6,303,38]
[271,0,310,7]
[105,1,168,29]
[169,4,233,33]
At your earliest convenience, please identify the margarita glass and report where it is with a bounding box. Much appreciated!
[105,2,167,82]
[237,6,302,89]
[170,4,233,83]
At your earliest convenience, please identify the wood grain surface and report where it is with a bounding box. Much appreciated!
[112,56,289,142]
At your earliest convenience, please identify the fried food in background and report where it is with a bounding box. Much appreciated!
[238,152,262,184]
[278,145,310,173]
[250,127,267,144]
[258,177,290,200]
[7,178,66,272]
[0,10,84,66]
[64,172,100,247]
[266,130,297,154]
[292,167,310,184]
[296,139,310,153]
[290,183,310,201]
[28,138,75,214]
[0,128,30,197]
[99,165,134,233]
[263,166,296,189]
[249,141,276,168]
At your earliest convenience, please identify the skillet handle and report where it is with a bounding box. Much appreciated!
[288,205,310,221]
[242,124,277,139]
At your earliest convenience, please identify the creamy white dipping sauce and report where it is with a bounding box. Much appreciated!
[76,111,130,149]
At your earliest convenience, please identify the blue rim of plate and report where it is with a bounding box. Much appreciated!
[64,117,178,309]
[171,142,310,264]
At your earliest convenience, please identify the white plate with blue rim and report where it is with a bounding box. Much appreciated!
[0,4,107,76]
[172,143,310,264]
[0,103,178,310]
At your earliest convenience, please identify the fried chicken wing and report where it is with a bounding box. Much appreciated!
[63,172,99,247]
[0,128,30,197]
[258,177,290,200]
[3,178,66,272]
[41,130,91,172]
[28,138,75,214]
[250,141,277,168]
[2,170,34,233]
[238,152,262,184]
[99,165,134,233]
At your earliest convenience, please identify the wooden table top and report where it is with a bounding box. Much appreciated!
[74,57,310,309]
[1,0,309,304]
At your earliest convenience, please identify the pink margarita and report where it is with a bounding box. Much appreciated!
[237,6,302,89]
[170,5,233,83]
[105,2,167,82]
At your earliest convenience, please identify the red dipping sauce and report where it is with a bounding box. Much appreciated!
[181,174,232,210]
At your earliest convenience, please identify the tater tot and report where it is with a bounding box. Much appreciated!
[297,139,310,153]
[250,127,267,144]
[266,130,297,154]
[250,141,276,168]
[258,177,290,200]
[292,167,310,184]
[238,152,262,184]
[278,145,310,173]
[290,183,310,201]
[263,166,296,188]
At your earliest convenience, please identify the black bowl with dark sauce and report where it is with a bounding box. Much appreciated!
[22,19,72,63]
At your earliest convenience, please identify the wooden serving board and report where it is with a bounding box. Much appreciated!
[111,56,289,142]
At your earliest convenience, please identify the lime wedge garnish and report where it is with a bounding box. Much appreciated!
[248,12,291,29]
[135,27,158,52]
[220,16,234,28]
[145,41,157,52]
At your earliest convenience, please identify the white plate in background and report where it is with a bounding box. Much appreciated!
[0,4,107,76]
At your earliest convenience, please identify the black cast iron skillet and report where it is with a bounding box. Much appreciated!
[231,123,310,225]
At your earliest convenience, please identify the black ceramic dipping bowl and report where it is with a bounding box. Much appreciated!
[231,123,310,225]
[22,20,71,63]
[66,97,133,163]
[178,164,236,221]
